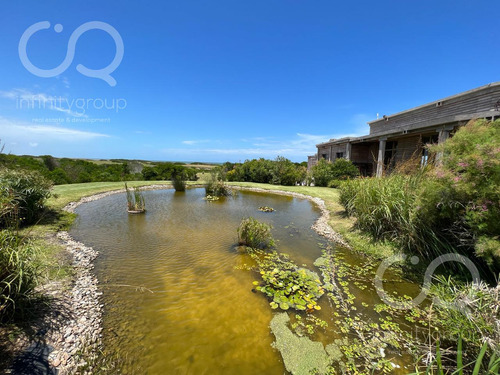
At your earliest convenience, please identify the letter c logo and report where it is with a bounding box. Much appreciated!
[19,21,124,86]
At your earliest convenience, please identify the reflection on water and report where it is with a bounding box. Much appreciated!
[71,188,325,374]
[71,188,420,374]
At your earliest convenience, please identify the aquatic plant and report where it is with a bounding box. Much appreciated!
[250,250,323,311]
[258,206,275,212]
[270,313,331,375]
[203,194,219,202]
[125,183,145,212]
[237,217,275,249]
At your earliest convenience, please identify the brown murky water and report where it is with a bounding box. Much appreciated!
[70,188,420,374]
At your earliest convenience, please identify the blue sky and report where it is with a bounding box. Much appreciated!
[0,1,499,162]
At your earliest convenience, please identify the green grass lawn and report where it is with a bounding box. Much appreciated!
[48,181,174,210]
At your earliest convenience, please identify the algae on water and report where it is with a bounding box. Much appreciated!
[270,312,331,375]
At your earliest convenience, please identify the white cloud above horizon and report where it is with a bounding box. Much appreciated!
[0,88,87,118]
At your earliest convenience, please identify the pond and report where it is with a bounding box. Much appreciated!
[70,188,420,374]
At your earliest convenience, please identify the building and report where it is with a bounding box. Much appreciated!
[309,82,500,177]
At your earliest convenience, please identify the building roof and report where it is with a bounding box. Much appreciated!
[368,81,500,125]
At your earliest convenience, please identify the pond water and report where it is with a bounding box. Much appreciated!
[70,188,420,374]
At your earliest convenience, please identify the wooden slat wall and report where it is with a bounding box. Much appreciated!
[370,86,500,135]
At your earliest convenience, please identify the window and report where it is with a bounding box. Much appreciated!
[336,152,344,159]
[321,153,328,160]
[420,135,438,166]
[384,141,397,168]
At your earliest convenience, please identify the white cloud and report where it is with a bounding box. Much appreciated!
[182,139,211,145]
[0,117,110,142]
[0,88,87,118]
[29,142,38,147]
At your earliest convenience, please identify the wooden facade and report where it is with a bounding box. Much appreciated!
[310,82,500,177]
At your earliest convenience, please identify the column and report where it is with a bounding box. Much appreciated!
[345,142,352,161]
[435,126,454,165]
[376,137,387,178]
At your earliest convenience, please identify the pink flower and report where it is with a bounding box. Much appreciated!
[457,162,468,168]
[477,159,484,167]
[453,176,461,182]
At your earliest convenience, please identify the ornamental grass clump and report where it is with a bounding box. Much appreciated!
[0,168,52,228]
[125,183,145,212]
[237,217,275,249]
[0,231,39,321]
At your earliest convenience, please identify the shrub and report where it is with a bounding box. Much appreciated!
[0,231,39,321]
[430,119,500,239]
[205,169,231,197]
[0,169,52,227]
[312,158,359,187]
[172,174,186,192]
[237,217,275,249]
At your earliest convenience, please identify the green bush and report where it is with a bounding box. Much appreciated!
[0,231,39,321]
[172,174,186,192]
[0,169,52,227]
[237,217,275,249]
[223,157,305,185]
[430,119,500,239]
[205,169,231,197]
[312,158,359,187]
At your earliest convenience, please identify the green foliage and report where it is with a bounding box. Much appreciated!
[142,162,197,182]
[339,120,500,268]
[0,168,52,227]
[338,174,447,256]
[0,231,39,321]
[171,173,186,192]
[429,277,499,357]
[251,250,324,311]
[224,157,305,185]
[205,169,231,197]
[430,119,500,246]
[410,338,500,375]
[312,158,359,187]
[0,154,150,184]
[237,217,275,249]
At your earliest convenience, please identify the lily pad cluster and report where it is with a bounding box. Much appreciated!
[250,250,324,311]
[258,206,275,212]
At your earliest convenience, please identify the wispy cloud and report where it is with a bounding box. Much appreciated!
[0,117,110,142]
[182,139,211,145]
[0,88,87,118]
